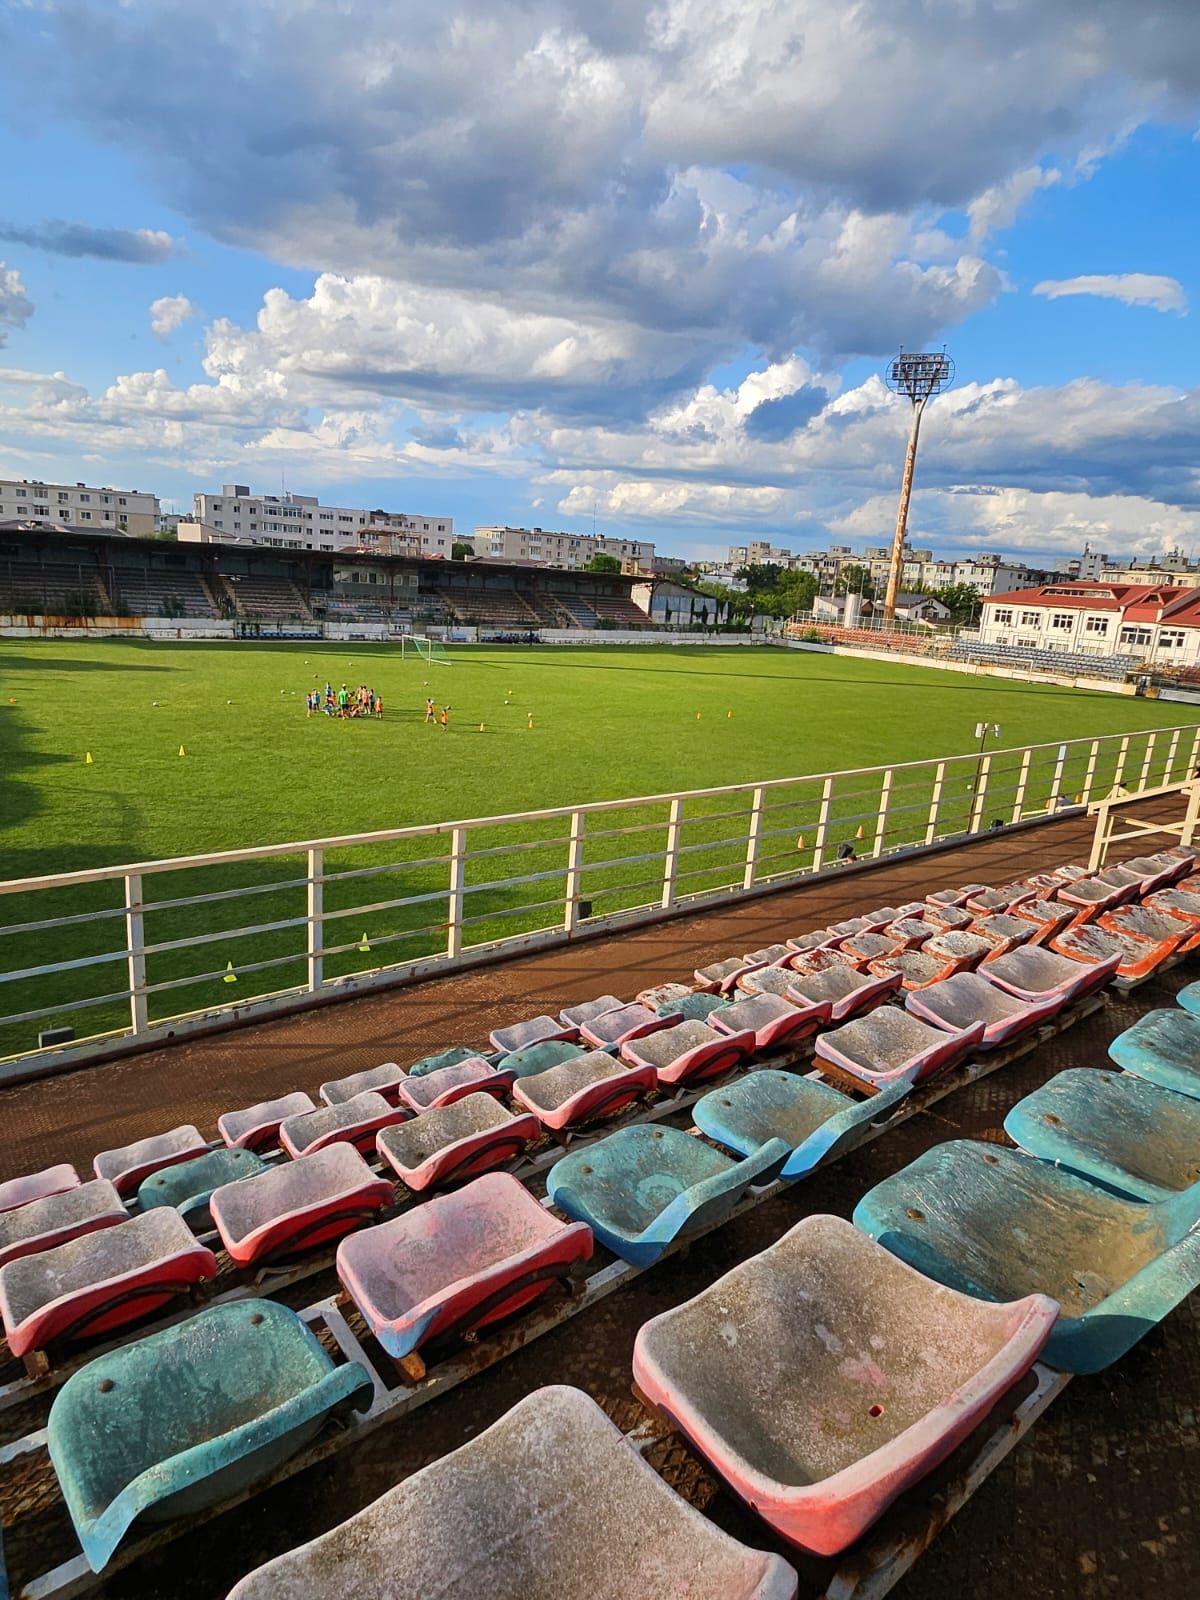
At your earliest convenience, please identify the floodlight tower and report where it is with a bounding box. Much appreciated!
[881,348,955,623]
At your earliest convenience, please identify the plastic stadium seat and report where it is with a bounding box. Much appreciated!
[489,1014,579,1054]
[512,1051,657,1132]
[47,1299,372,1572]
[928,885,986,907]
[982,944,1118,1007]
[743,943,792,965]
[621,1019,757,1088]
[664,992,728,1021]
[93,1126,210,1198]
[136,1149,266,1231]
[337,1175,592,1360]
[580,1002,681,1050]
[694,1071,909,1183]
[921,900,974,931]
[867,950,959,990]
[377,1096,540,1192]
[854,1140,1200,1373]
[787,965,901,1022]
[319,1063,407,1106]
[1108,1008,1200,1098]
[0,1165,80,1215]
[0,1209,218,1359]
[1177,981,1200,1017]
[965,884,1031,916]
[786,928,839,953]
[210,1145,393,1270]
[1144,886,1200,943]
[1054,876,1135,922]
[496,1039,588,1078]
[694,957,760,994]
[226,1385,798,1600]
[546,1124,786,1267]
[838,930,902,964]
[736,963,808,998]
[1004,1068,1200,1203]
[906,971,1058,1050]
[406,1045,482,1078]
[636,980,695,1010]
[709,991,828,1051]
[1009,898,1074,944]
[559,994,624,1027]
[1121,855,1189,894]
[789,946,863,976]
[882,916,931,950]
[0,1180,126,1271]
[815,1007,984,1088]
[632,1214,1055,1556]
[826,916,872,939]
[967,914,1036,954]
[397,1057,514,1113]
[1099,904,1192,957]
[921,930,993,969]
[279,1092,410,1160]
[218,1094,318,1153]
[1050,922,1180,985]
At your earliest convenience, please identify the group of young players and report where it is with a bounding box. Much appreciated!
[306,682,384,719]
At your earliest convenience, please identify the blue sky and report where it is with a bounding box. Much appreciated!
[0,1,1198,564]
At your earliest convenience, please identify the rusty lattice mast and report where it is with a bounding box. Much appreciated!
[881,348,954,623]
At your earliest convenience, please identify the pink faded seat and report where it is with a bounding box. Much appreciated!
[377,1096,540,1192]
[906,971,1060,1050]
[838,930,902,964]
[319,1063,407,1106]
[621,1019,756,1088]
[559,994,624,1028]
[922,930,993,969]
[0,1210,217,1358]
[734,963,801,998]
[921,900,973,931]
[982,944,1118,1006]
[967,913,1036,954]
[636,980,695,1009]
[0,1165,80,1215]
[1009,897,1074,943]
[786,965,900,1022]
[1051,921,1181,985]
[927,884,986,907]
[709,991,827,1052]
[0,1179,126,1271]
[785,928,839,954]
[965,884,1031,916]
[815,1006,985,1087]
[1054,875,1136,922]
[742,943,792,966]
[337,1174,592,1360]
[489,1014,579,1054]
[693,957,761,995]
[397,1057,514,1113]
[93,1126,209,1198]
[580,1002,681,1050]
[866,950,958,991]
[632,1214,1055,1557]
[218,1093,318,1152]
[512,1051,657,1131]
[210,1145,393,1270]
[789,946,864,977]
[279,1092,410,1160]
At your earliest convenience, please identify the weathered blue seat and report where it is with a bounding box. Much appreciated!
[853,1139,1200,1373]
[47,1299,373,1571]
[1004,1068,1200,1202]
[546,1124,787,1267]
[406,1045,480,1078]
[1108,1007,1200,1099]
[136,1148,267,1230]
[496,1039,589,1078]
[693,1070,909,1183]
[1175,979,1200,1017]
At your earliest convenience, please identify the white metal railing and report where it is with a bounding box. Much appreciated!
[1,721,1197,1073]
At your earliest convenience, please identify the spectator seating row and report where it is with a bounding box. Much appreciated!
[946,638,1142,681]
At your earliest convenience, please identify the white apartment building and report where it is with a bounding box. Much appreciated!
[0,477,159,536]
[472,525,656,572]
[191,486,453,555]
[978,581,1200,666]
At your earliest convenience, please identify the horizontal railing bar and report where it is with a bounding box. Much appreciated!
[140,875,314,915]
[0,989,135,1028]
[320,854,451,885]
[137,914,310,960]
[319,887,453,923]
[0,902,129,940]
[458,896,568,930]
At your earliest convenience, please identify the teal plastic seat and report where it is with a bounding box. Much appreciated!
[47,1298,373,1571]
[853,1139,1200,1373]
[407,1045,480,1078]
[1005,1068,1200,1202]
[693,1071,909,1182]
[546,1124,788,1267]
[497,1039,589,1078]
[136,1148,267,1230]
[1108,1008,1200,1099]
[1175,979,1200,1017]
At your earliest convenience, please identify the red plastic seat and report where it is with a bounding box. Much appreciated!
[0,1164,80,1216]
[579,1003,681,1050]
[93,1126,210,1198]
[0,1179,127,1271]
[279,1092,411,1160]
[709,992,827,1052]
[319,1064,407,1107]
[210,1145,393,1270]
[815,1007,985,1087]
[512,1051,657,1132]
[621,1019,756,1088]
[218,1093,318,1152]
[377,1096,540,1193]
[397,1057,514,1113]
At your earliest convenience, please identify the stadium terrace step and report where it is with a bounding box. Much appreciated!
[905,971,1059,1050]
[0,1165,80,1215]
[632,1214,1056,1556]
[982,944,1118,1007]
[337,1175,592,1360]
[0,1179,126,1270]
[210,1145,393,1270]
[854,1140,1200,1373]
[786,964,901,1022]
[558,994,625,1028]
[405,1045,481,1078]
[709,991,828,1052]
[1050,922,1180,985]
[693,1071,910,1183]
[318,1063,407,1106]
[1004,1068,1200,1203]
[47,1298,373,1572]
[226,1385,798,1600]
[579,1002,682,1050]
[376,1095,540,1192]
[218,1094,318,1153]
[92,1127,209,1198]
[967,913,1037,954]
[546,1124,787,1267]
[496,1039,589,1078]
[488,1014,579,1054]
[136,1148,266,1231]
[815,1007,985,1087]
[1108,1007,1200,1097]
[621,1019,757,1088]
[921,900,974,931]
[0,1209,218,1359]
[867,950,960,991]
[1010,898,1074,943]
[396,1056,514,1113]
[279,1092,411,1160]
[922,930,994,968]
[511,1051,658,1131]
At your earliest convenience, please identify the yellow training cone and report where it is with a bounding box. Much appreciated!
[357,932,371,953]
[695,711,702,720]
[479,721,486,732]
[1074,793,1083,804]
[527,715,534,729]
[6,697,14,705]
[178,745,186,757]
[854,824,865,840]
[727,709,733,718]
[223,962,237,984]
[796,834,806,850]
[85,751,93,764]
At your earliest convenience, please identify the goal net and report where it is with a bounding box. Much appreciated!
[401,634,451,664]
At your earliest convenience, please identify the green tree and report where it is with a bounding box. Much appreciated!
[778,570,818,615]
[835,564,876,599]
[451,541,473,560]
[928,583,982,625]
[586,553,622,573]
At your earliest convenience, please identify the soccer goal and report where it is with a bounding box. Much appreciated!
[400,634,451,665]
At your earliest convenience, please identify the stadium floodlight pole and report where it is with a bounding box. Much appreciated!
[882,348,955,624]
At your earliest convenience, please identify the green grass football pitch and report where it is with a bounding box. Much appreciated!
[0,638,1194,1053]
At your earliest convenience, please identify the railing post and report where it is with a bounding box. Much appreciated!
[743,787,764,890]
[661,798,683,910]
[124,872,148,1034]
[969,755,991,833]
[924,762,946,845]
[306,847,323,991]
[1189,726,1200,780]
[1081,741,1099,804]
[873,770,893,858]
[1087,799,1111,870]
[1011,749,1032,822]
[446,827,466,958]
[1049,743,1067,813]
[564,810,585,933]
[812,777,834,870]
[1164,728,1181,785]
[1112,735,1130,793]
[1181,780,1200,848]
[1138,733,1157,792]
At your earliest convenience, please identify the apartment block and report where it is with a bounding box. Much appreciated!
[0,477,159,536]
[191,486,453,555]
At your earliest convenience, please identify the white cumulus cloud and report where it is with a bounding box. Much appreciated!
[0,262,33,345]
[149,294,200,340]
[1033,273,1188,315]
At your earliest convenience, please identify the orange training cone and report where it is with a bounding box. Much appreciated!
[796,835,806,850]
[854,824,865,840]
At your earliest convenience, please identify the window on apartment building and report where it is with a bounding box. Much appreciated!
[249,523,257,531]
[103,512,112,521]
[59,509,69,519]
[1159,630,1186,649]
[1084,616,1109,634]
[213,501,222,510]
[118,497,126,506]
[214,519,223,528]
[102,494,111,504]
[992,608,1014,624]
[1018,638,1038,649]
[78,493,90,502]
[1019,611,1039,627]
[321,543,333,552]
[1119,626,1152,646]
[1050,613,1073,630]
[15,487,25,497]
[79,510,91,520]
[58,491,69,502]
